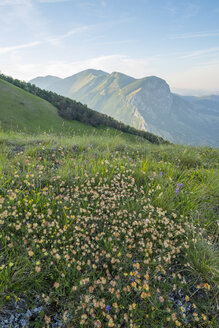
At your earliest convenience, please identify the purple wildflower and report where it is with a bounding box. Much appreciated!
[176,182,183,193]
[106,305,112,314]
[159,172,163,177]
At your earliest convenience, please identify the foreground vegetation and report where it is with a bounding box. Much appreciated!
[0,130,218,327]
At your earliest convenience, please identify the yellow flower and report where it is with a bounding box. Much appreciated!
[202,314,207,321]
[9,262,14,267]
[175,320,181,326]
[143,283,149,291]
[204,283,210,290]
[141,292,147,299]
[144,274,149,280]
[108,320,114,327]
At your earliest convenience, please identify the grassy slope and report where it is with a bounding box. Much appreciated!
[0,78,151,147]
[0,130,218,327]
[0,78,97,135]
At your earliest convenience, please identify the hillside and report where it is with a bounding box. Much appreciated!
[0,74,166,145]
[0,78,151,144]
[30,70,219,147]
[0,78,94,135]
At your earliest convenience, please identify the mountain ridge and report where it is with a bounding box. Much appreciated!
[30,69,219,146]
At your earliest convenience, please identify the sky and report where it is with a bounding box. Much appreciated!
[1,0,219,94]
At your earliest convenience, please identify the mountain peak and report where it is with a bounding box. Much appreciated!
[111,71,129,77]
[29,75,62,89]
[104,71,135,90]
[79,69,108,77]
[141,75,170,92]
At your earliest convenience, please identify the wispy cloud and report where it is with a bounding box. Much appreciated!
[169,31,219,39]
[47,26,91,45]
[100,1,106,8]
[0,0,48,37]
[180,47,219,59]
[41,54,153,79]
[96,39,137,46]
[184,3,200,18]
[165,4,177,15]
[0,41,40,54]
[1,54,156,81]
[0,0,71,5]
[38,0,72,3]
[0,0,29,5]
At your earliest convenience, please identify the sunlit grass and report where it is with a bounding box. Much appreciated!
[0,131,218,327]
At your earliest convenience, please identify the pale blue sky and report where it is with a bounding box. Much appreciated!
[1,0,219,93]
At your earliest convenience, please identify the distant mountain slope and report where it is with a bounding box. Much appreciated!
[30,75,62,90]
[30,70,219,146]
[182,95,219,114]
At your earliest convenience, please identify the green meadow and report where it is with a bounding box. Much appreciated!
[0,129,218,327]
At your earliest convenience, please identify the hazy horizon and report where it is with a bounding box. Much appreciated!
[1,0,219,95]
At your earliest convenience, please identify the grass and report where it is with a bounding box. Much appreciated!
[0,78,128,137]
[0,130,218,327]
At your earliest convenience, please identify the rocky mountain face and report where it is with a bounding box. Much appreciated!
[30,70,219,146]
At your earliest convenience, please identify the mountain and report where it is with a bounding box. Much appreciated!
[30,70,219,146]
[29,75,62,91]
